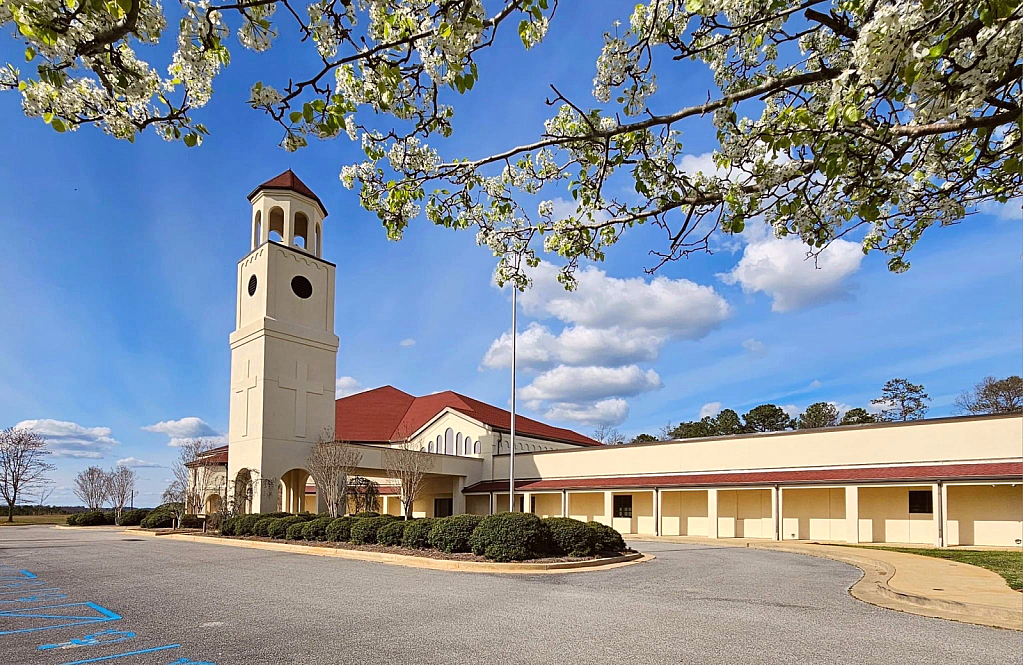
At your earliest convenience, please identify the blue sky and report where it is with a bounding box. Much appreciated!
[0,4,1020,506]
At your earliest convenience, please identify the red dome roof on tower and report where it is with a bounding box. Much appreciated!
[247,169,327,216]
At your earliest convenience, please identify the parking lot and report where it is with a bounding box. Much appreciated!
[1,526,1019,664]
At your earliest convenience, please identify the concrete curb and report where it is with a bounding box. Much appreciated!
[132,530,651,574]
[630,536,1022,631]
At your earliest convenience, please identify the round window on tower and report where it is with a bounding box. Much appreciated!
[247,275,257,296]
[291,275,313,299]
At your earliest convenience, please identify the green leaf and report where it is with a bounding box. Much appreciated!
[685,0,704,12]
[289,111,303,123]
[24,47,35,62]
[843,106,862,123]
[50,117,66,133]
[183,133,197,147]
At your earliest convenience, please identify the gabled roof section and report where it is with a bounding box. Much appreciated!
[334,386,601,447]
[185,444,228,467]
[247,169,327,216]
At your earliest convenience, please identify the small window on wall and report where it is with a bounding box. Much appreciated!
[908,490,933,514]
[613,494,632,518]
[473,440,480,454]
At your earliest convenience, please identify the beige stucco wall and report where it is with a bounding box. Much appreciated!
[660,490,709,537]
[946,484,1023,547]
[568,492,607,524]
[411,410,488,457]
[466,495,491,515]
[858,485,935,544]
[781,487,846,541]
[530,493,563,518]
[717,489,772,538]
[489,415,1023,483]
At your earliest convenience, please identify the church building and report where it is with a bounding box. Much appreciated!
[188,171,1023,548]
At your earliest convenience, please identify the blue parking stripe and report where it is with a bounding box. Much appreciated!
[60,644,181,664]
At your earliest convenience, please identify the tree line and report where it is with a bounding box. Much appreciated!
[594,375,1023,445]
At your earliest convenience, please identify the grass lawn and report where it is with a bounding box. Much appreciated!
[851,545,1023,591]
[0,514,69,527]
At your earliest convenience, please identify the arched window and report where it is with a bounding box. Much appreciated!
[444,428,454,455]
[473,440,481,454]
[436,434,442,452]
[268,207,285,242]
[294,212,309,249]
[428,440,434,453]
[253,211,262,249]
[455,433,462,455]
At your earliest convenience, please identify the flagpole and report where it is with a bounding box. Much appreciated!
[509,286,517,512]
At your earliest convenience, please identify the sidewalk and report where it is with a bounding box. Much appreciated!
[630,535,1022,631]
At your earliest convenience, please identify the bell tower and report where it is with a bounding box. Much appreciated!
[227,170,339,513]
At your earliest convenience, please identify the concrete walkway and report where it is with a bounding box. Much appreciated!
[630,535,1023,630]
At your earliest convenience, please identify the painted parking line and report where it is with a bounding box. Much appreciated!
[59,644,181,665]
[0,602,121,636]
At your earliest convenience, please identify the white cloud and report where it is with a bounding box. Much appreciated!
[780,404,800,418]
[116,457,164,468]
[979,197,1022,221]
[15,419,118,459]
[399,338,416,347]
[335,376,364,397]
[698,402,722,419]
[142,417,223,448]
[808,379,822,389]
[520,365,662,403]
[520,263,731,334]
[742,338,766,354]
[543,399,629,427]
[719,225,864,312]
[481,322,664,370]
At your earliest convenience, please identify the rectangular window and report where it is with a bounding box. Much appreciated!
[613,494,632,518]
[908,490,933,514]
[434,498,453,518]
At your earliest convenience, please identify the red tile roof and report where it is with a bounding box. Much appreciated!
[463,462,1023,493]
[184,445,229,467]
[335,386,601,447]
[247,169,327,216]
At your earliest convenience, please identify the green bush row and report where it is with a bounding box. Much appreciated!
[218,510,627,562]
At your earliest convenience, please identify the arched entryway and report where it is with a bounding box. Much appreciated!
[280,468,312,513]
[205,494,223,515]
[233,469,253,514]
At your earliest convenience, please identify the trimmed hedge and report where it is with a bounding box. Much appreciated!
[543,517,596,556]
[377,519,409,546]
[252,517,276,537]
[401,518,436,549]
[587,521,627,553]
[233,514,262,536]
[470,512,549,562]
[325,517,353,542]
[140,510,175,529]
[350,515,392,544]
[286,522,307,540]
[71,511,109,527]
[353,511,380,518]
[429,514,483,553]
[179,514,203,529]
[301,516,334,541]
[267,515,306,539]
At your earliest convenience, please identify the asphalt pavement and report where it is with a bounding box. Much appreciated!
[1,526,1019,664]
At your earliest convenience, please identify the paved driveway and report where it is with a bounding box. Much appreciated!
[1,526,1019,664]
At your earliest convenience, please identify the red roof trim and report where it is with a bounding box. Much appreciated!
[247,169,327,216]
[463,462,1023,493]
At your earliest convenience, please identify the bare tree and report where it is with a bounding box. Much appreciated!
[658,422,676,441]
[106,465,137,525]
[593,424,625,445]
[0,427,55,522]
[161,479,187,529]
[955,376,1023,415]
[74,466,109,511]
[33,483,56,508]
[172,439,220,515]
[383,436,434,519]
[306,428,362,518]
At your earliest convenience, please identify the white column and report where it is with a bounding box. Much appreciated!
[654,489,661,536]
[603,491,613,527]
[771,486,780,541]
[284,204,295,246]
[452,477,466,516]
[707,488,719,539]
[522,491,532,513]
[932,483,942,547]
[845,486,859,543]
[940,482,949,548]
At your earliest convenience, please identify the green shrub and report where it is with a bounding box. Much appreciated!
[301,516,334,541]
[429,514,483,553]
[587,521,627,553]
[286,522,307,540]
[353,511,380,518]
[103,511,117,524]
[179,514,203,529]
[325,516,353,542]
[377,519,408,546]
[543,517,597,556]
[350,516,391,544]
[141,510,175,529]
[74,511,109,526]
[233,514,262,536]
[268,516,305,539]
[65,514,80,526]
[470,512,549,561]
[253,517,276,537]
[220,516,239,536]
[118,509,150,527]
[400,518,435,549]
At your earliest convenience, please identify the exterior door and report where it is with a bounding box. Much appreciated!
[434,498,453,518]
